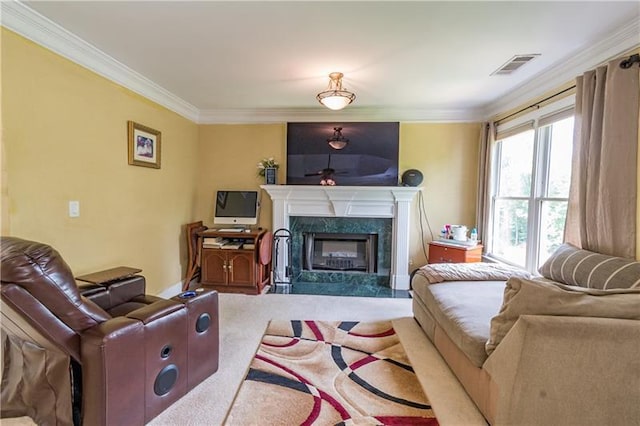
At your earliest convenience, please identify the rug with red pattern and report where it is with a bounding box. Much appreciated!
[225,320,439,425]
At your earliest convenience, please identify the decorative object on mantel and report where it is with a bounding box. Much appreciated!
[401,169,423,186]
[316,72,356,110]
[257,157,279,184]
[128,121,161,168]
[327,127,349,150]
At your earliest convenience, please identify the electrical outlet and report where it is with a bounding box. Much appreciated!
[409,258,414,266]
[69,201,80,218]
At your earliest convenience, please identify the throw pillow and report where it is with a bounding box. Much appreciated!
[486,277,640,355]
[538,243,640,289]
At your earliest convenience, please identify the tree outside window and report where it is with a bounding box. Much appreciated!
[489,115,574,271]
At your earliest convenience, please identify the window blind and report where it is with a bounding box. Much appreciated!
[496,120,534,141]
[538,106,575,127]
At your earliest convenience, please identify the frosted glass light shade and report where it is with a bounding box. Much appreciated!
[316,72,356,110]
[319,94,353,110]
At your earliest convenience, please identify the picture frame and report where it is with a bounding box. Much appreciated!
[128,121,161,169]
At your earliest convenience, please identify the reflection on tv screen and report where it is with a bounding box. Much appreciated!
[286,122,399,186]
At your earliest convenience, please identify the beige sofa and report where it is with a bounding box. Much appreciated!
[411,244,640,425]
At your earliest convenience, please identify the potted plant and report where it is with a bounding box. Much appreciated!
[257,157,279,185]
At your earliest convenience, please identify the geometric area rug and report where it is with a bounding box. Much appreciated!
[225,320,439,425]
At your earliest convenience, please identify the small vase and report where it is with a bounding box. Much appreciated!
[264,167,277,185]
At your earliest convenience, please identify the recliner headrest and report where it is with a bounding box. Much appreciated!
[1,236,110,331]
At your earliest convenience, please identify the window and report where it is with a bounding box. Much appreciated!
[488,101,574,271]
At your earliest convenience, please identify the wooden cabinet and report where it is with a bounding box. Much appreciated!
[198,229,271,295]
[201,250,255,288]
[428,242,483,264]
[201,250,227,284]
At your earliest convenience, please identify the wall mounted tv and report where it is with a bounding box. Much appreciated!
[286,122,399,186]
[214,190,259,226]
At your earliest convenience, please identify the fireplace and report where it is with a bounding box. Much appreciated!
[303,232,378,273]
[290,216,390,286]
[261,185,419,290]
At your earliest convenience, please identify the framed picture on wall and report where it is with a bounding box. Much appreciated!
[128,121,161,169]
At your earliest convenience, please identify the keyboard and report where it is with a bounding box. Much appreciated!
[218,228,244,232]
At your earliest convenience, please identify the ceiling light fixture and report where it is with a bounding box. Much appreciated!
[316,72,356,110]
[327,127,349,150]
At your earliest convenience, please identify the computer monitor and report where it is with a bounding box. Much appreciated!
[213,190,259,226]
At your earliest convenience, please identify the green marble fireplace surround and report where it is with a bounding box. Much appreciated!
[289,216,392,287]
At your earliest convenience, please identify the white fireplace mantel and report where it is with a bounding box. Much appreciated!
[260,185,420,290]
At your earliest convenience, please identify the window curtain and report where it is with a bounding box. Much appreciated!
[564,56,640,258]
[475,122,496,247]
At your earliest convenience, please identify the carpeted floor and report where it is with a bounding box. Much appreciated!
[1,293,486,426]
[226,320,438,425]
[148,293,485,426]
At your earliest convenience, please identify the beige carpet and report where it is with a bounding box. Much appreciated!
[1,293,486,426]
[226,320,438,425]
[151,293,485,426]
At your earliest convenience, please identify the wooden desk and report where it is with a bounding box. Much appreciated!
[197,229,270,295]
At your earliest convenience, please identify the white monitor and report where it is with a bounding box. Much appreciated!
[213,190,259,226]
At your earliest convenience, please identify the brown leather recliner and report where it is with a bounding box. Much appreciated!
[0,237,219,425]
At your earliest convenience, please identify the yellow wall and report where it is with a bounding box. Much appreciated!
[196,123,481,269]
[1,29,200,294]
[195,124,286,231]
[401,123,481,266]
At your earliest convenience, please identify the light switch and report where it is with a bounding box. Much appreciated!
[69,201,80,218]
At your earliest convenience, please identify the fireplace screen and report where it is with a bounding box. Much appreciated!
[303,232,377,273]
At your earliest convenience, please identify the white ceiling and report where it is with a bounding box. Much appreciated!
[5,1,640,123]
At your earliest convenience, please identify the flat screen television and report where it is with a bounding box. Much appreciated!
[213,190,259,226]
[287,122,399,186]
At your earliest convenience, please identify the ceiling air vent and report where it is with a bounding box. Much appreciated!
[491,54,541,76]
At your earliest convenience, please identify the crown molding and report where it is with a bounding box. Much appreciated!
[197,107,484,124]
[1,0,200,122]
[3,1,637,124]
[0,1,486,124]
[482,16,640,120]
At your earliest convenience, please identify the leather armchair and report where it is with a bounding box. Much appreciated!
[0,237,219,425]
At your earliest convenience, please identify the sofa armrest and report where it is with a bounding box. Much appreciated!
[125,299,183,324]
[484,315,640,426]
[80,275,147,311]
[81,317,146,426]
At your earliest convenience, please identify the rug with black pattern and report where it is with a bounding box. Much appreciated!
[225,320,439,425]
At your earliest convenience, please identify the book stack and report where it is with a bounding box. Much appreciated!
[203,237,228,248]
[221,241,243,249]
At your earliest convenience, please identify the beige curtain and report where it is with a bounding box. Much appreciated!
[475,122,496,246]
[564,56,640,258]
